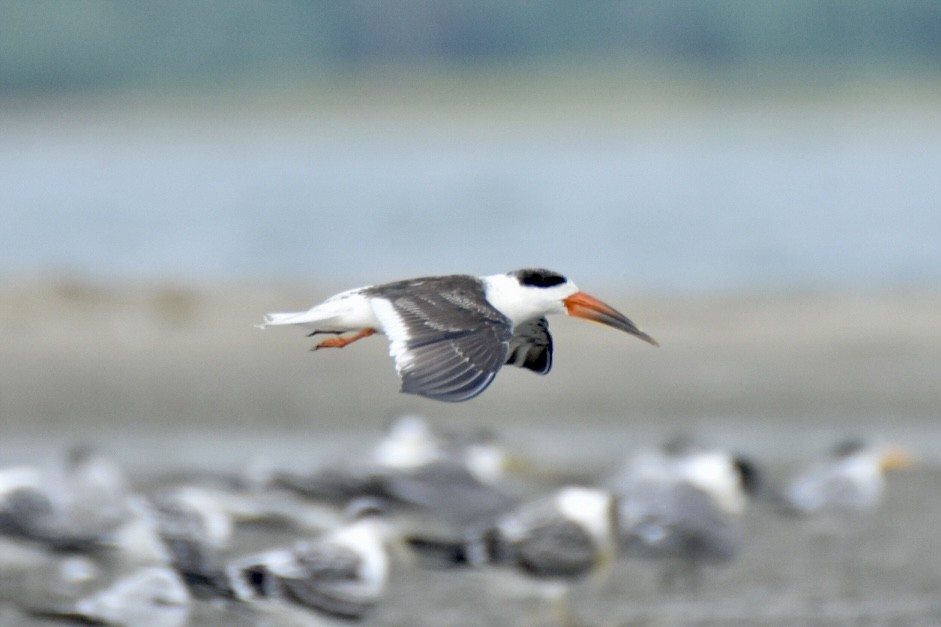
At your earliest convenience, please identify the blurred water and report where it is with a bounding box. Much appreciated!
[1,98,939,291]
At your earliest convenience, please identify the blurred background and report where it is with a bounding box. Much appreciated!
[1,2,941,625]
[2,1,940,289]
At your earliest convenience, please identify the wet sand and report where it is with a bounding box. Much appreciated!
[1,279,939,625]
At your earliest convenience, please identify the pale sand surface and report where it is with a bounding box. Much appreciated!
[0,279,939,625]
[1,279,938,466]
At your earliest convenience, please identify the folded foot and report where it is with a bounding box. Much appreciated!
[312,328,376,350]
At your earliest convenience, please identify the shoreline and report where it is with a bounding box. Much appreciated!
[2,279,939,472]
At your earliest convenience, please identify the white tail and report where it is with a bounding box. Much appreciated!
[256,288,374,333]
[255,311,320,329]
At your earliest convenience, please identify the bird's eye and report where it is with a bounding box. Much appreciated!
[515,269,567,288]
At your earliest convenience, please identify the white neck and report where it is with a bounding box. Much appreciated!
[482,273,576,327]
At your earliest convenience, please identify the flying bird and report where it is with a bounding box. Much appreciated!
[258,268,657,402]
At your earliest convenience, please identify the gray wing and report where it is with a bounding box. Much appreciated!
[498,496,597,579]
[510,518,596,579]
[784,461,877,513]
[625,483,740,562]
[383,461,517,526]
[504,318,553,374]
[369,277,513,402]
[272,462,389,503]
[292,538,364,580]
[148,493,228,593]
[281,540,376,619]
[0,487,54,540]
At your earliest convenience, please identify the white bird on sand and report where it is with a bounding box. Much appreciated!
[258,268,657,402]
[608,437,759,589]
[408,486,618,624]
[781,438,914,598]
[226,499,392,621]
[27,565,191,627]
[783,438,912,516]
[0,446,133,550]
[147,484,236,596]
[273,415,519,533]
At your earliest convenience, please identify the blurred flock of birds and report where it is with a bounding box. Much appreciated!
[0,414,912,626]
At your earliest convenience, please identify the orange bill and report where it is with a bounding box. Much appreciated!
[880,445,914,471]
[563,291,658,346]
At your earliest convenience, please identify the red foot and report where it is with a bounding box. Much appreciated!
[313,328,376,350]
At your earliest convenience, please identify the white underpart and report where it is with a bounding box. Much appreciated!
[107,496,173,566]
[0,466,43,496]
[611,450,674,526]
[325,519,389,597]
[463,443,507,486]
[257,287,381,333]
[679,452,746,515]
[497,513,529,543]
[76,566,190,626]
[787,449,885,513]
[556,486,614,547]
[481,273,578,327]
[370,415,442,469]
[57,555,100,587]
[166,486,234,550]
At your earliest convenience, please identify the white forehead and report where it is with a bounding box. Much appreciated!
[482,272,578,325]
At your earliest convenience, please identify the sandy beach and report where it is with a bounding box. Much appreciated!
[1,279,939,625]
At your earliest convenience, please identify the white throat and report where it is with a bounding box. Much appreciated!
[482,273,576,327]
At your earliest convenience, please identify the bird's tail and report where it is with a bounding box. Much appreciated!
[406,536,474,567]
[255,310,321,330]
[406,528,503,568]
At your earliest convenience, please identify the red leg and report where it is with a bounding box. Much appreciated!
[312,328,376,350]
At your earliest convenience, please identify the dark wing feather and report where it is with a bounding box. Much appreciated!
[626,483,740,562]
[368,276,513,402]
[383,461,517,525]
[278,539,379,619]
[498,495,598,578]
[292,539,363,580]
[504,317,553,374]
[512,518,597,578]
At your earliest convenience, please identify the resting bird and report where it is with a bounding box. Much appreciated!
[783,438,912,516]
[226,499,392,621]
[26,565,191,627]
[780,438,913,597]
[147,485,235,597]
[272,415,518,531]
[407,486,618,624]
[258,268,656,402]
[608,437,759,590]
[0,446,133,550]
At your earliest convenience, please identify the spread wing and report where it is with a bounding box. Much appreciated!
[504,317,553,374]
[369,277,513,402]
